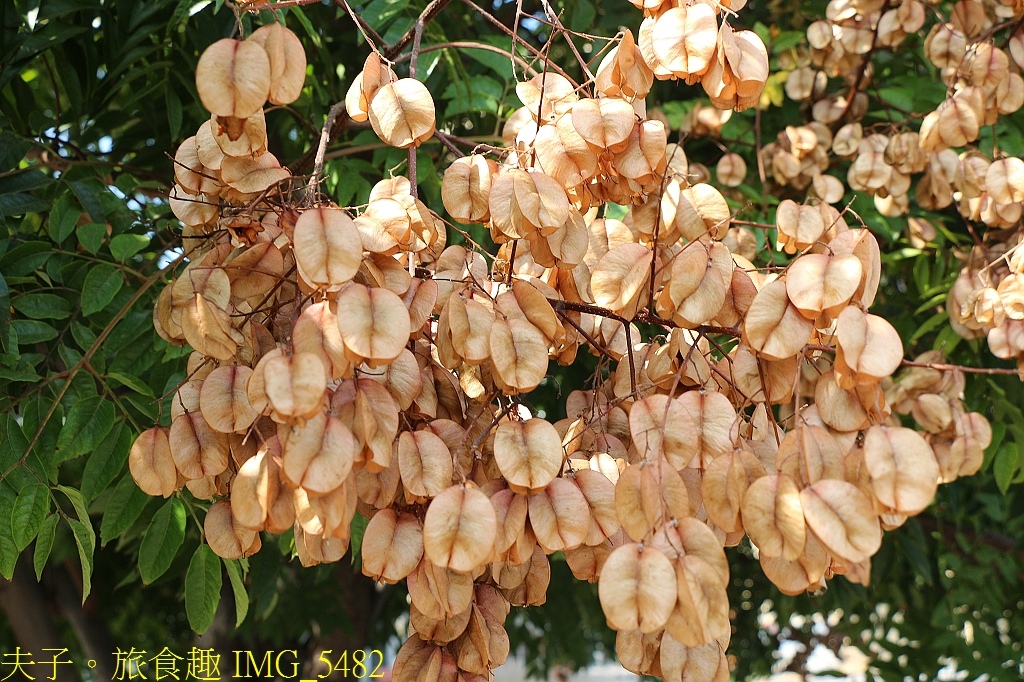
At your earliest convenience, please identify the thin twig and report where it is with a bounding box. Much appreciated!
[309,101,346,203]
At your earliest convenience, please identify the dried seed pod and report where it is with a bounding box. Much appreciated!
[528,477,591,552]
[799,479,881,563]
[129,427,178,498]
[247,23,306,105]
[423,484,497,573]
[293,207,362,291]
[715,153,746,187]
[834,307,904,387]
[598,543,677,632]
[335,282,412,366]
[199,365,258,434]
[399,429,455,501]
[493,419,563,494]
[205,498,260,560]
[651,4,718,81]
[628,394,699,470]
[263,352,327,420]
[862,425,939,515]
[742,280,814,361]
[592,244,653,320]
[701,447,766,532]
[571,97,637,151]
[441,155,496,223]
[741,473,806,560]
[368,78,436,148]
[361,509,424,583]
[195,38,271,119]
[281,412,358,494]
[170,412,229,480]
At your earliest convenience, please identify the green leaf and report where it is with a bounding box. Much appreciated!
[993,445,1018,494]
[57,485,95,603]
[81,420,130,502]
[107,371,155,398]
[10,319,58,344]
[362,0,409,31]
[166,85,183,142]
[56,396,116,463]
[100,474,151,545]
[223,558,249,628]
[349,511,369,566]
[567,0,595,32]
[185,544,223,634]
[12,293,72,320]
[0,483,18,580]
[109,234,150,262]
[11,483,50,551]
[81,264,124,316]
[77,222,107,255]
[49,192,81,244]
[68,518,95,602]
[0,272,9,351]
[138,498,186,584]
[33,514,59,580]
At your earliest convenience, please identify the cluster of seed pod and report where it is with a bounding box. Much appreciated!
[674,0,1024,373]
[127,3,1004,681]
[630,0,769,111]
[948,239,1024,371]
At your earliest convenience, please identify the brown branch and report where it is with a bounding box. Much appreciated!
[309,101,345,204]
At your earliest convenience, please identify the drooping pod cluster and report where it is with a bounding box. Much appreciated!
[683,0,1024,379]
[129,4,1003,681]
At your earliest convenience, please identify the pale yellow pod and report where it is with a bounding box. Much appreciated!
[195,38,270,119]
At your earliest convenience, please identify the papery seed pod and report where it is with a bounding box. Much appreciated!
[651,4,718,81]
[799,479,881,563]
[715,153,746,187]
[528,477,591,553]
[423,483,497,573]
[834,306,904,387]
[742,280,814,361]
[516,72,578,122]
[571,97,637,151]
[629,394,699,470]
[130,427,178,497]
[361,508,424,583]
[615,460,690,541]
[199,365,258,434]
[702,24,769,111]
[398,429,454,502]
[598,543,677,632]
[170,412,230,480]
[368,78,436,148]
[247,23,306,105]
[741,473,806,560]
[195,38,271,119]
[441,155,496,223]
[220,152,290,194]
[701,447,767,533]
[862,425,939,515]
[293,207,362,291]
[335,282,411,367]
[493,419,563,494]
[206,498,261,560]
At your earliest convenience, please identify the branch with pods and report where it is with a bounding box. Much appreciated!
[134,0,1024,677]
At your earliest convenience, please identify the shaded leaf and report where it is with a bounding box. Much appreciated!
[138,498,186,583]
[185,544,222,633]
